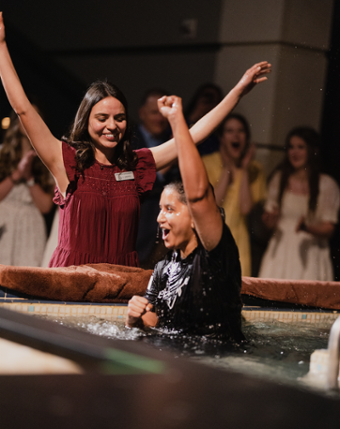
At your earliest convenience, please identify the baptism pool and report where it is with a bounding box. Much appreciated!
[21,304,338,392]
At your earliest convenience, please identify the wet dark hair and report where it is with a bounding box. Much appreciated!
[139,88,169,107]
[163,181,225,222]
[277,127,320,213]
[64,80,138,172]
[164,181,187,205]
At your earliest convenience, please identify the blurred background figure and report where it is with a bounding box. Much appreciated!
[202,113,266,276]
[0,111,54,266]
[134,88,179,267]
[185,83,223,156]
[259,127,340,280]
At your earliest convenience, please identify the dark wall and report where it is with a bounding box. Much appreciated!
[1,1,223,123]
[321,0,340,280]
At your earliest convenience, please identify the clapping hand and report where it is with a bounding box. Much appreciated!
[241,142,256,169]
[17,150,36,181]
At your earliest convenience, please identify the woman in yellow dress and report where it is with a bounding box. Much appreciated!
[202,114,266,276]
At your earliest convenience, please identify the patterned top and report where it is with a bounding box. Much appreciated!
[145,223,244,340]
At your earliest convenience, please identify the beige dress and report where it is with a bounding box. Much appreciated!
[0,183,47,266]
[259,173,340,281]
[203,152,266,276]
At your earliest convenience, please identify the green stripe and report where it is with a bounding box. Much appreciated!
[101,348,166,375]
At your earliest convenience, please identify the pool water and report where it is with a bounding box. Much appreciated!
[37,314,332,390]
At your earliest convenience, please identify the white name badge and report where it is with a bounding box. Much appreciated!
[114,171,135,181]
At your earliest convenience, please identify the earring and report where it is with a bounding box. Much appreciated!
[155,225,161,244]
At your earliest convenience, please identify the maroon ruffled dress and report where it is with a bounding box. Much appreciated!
[49,141,156,268]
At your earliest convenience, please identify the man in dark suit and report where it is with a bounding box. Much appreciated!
[133,88,179,267]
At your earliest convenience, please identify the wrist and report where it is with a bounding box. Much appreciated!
[229,86,243,100]
[126,316,143,329]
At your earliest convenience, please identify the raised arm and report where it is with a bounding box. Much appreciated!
[158,95,222,251]
[151,61,271,171]
[0,13,69,194]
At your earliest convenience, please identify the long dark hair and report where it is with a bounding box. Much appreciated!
[0,111,53,193]
[64,80,138,172]
[277,127,320,213]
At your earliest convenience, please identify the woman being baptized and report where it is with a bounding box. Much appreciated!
[126,69,270,340]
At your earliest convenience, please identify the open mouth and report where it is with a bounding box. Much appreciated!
[162,229,170,240]
[231,142,240,149]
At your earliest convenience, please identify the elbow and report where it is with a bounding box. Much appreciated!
[15,108,29,118]
[187,185,210,204]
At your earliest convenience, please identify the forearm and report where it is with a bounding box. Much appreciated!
[0,175,15,201]
[0,38,63,177]
[0,41,31,116]
[29,184,54,214]
[189,88,242,144]
[171,115,210,201]
[151,88,242,171]
[238,169,254,215]
[304,221,335,239]
[126,311,158,329]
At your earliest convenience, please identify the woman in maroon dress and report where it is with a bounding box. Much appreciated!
[0,12,271,267]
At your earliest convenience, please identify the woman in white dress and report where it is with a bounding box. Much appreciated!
[0,112,54,266]
[259,127,340,281]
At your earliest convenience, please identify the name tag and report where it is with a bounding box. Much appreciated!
[114,171,135,181]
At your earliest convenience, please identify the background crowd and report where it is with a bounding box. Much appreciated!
[1,80,339,282]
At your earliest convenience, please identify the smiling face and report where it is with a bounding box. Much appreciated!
[220,118,247,161]
[88,96,127,162]
[287,135,308,170]
[157,188,197,257]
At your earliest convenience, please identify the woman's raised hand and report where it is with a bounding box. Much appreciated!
[157,95,183,121]
[234,61,271,97]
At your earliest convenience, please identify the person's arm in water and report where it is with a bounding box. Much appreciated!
[0,13,69,196]
[126,295,158,329]
[151,61,271,171]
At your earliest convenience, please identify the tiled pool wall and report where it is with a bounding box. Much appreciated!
[0,302,339,325]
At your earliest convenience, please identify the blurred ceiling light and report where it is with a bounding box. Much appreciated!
[1,117,10,130]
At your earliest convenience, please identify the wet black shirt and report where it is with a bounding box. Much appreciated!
[144,223,244,341]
